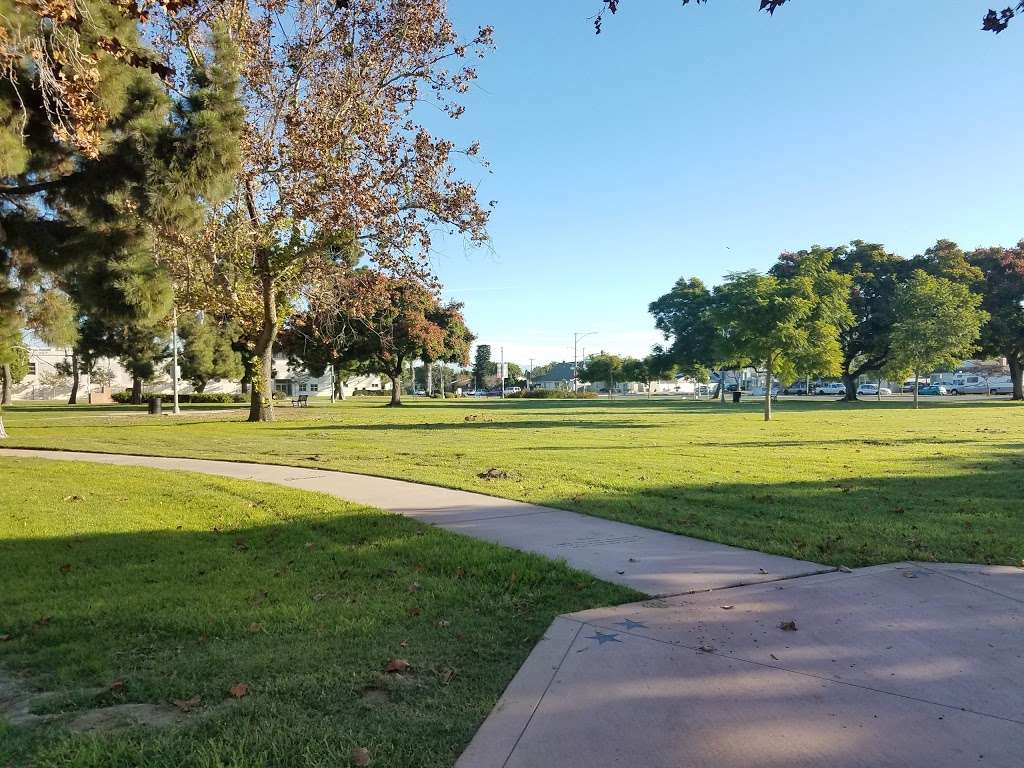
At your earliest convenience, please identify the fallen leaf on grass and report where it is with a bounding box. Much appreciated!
[384,659,410,674]
[172,695,201,713]
[35,616,51,627]
[408,582,420,593]
[778,621,798,631]
[0,634,11,642]
[351,746,371,766]
[248,622,264,634]
[436,619,450,628]
[438,667,456,685]
[228,683,249,698]
[477,468,510,480]
[63,495,84,503]
[59,563,72,574]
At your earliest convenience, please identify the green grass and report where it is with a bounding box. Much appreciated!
[0,458,636,767]
[2,396,1024,566]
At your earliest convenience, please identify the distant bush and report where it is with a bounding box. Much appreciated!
[186,392,238,404]
[352,389,389,396]
[110,391,248,404]
[508,389,598,399]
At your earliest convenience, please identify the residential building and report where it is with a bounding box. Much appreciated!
[9,346,388,401]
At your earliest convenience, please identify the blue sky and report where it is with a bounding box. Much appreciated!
[427,0,1024,367]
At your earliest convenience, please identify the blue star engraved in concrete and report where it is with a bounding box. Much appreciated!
[585,630,623,645]
[615,619,648,631]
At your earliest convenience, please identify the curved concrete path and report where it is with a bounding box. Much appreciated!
[0,448,826,597]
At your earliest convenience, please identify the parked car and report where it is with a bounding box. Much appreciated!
[989,380,1014,395]
[857,383,892,396]
[784,382,809,395]
[902,380,926,393]
[919,384,948,396]
[813,382,845,396]
[947,375,988,395]
[751,384,781,397]
[414,388,426,395]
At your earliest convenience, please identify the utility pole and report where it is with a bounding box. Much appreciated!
[573,332,596,393]
[500,347,505,399]
[171,304,180,415]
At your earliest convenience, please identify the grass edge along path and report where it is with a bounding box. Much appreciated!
[2,397,1024,568]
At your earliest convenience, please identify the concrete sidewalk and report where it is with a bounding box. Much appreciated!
[0,448,827,596]
[457,563,1024,768]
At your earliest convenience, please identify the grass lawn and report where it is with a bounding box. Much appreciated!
[2,396,1023,567]
[0,457,635,767]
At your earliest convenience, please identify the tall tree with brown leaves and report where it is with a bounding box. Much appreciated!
[161,0,493,422]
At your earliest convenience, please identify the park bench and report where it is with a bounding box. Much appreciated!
[291,394,309,408]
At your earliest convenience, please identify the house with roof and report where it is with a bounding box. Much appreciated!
[530,361,578,391]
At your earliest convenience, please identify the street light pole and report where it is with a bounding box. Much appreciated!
[171,304,180,415]
[573,331,595,392]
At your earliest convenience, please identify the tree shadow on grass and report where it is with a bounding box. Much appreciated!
[0,507,632,768]
[544,451,1024,568]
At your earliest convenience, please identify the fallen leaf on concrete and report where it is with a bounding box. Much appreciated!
[351,746,371,766]
[770,653,779,660]
[778,621,798,631]
[172,695,201,713]
[384,659,410,674]
[698,645,716,653]
[758,568,768,574]
[839,565,853,573]
[615,569,625,575]
[720,605,734,610]
[228,683,249,698]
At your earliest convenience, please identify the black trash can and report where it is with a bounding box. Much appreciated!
[148,396,162,415]
[732,391,742,403]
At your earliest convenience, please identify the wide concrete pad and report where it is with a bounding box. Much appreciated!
[0,449,825,596]
[458,563,1024,768]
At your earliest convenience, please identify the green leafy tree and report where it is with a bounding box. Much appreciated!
[772,242,908,401]
[175,313,244,394]
[649,277,722,383]
[969,244,1024,400]
[339,272,449,407]
[1,14,242,377]
[582,352,624,392]
[473,345,492,391]
[885,270,988,409]
[712,254,851,421]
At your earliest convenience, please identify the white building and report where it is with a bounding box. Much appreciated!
[9,346,388,401]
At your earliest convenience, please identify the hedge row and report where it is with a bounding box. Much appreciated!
[507,389,598,399]
[110,391,248,404]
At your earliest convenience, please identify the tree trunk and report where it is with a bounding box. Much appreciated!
[241,375,250,395]
[913,369,920,410]
[426,362,433,396]
[0,408,6,439]
[1,364,11,405]
[131,375,143,405]
[1010,356,1023,401]
[195,381,207,394]
[763,360,773,422]
[719,369,727,404]
[335,366,346,401]
[842,373,858,402]
[388,374,402,406]
[68,352,80,405]
[248,265,279,423]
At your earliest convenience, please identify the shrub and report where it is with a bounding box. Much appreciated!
[508,389,598,399]
[111,391,134,403]
[352,388,389,396]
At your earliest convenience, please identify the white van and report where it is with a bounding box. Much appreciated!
[813,382,845,396]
